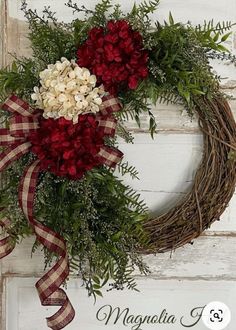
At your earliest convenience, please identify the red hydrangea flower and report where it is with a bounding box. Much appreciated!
[28,115,109,180]
[77,20,149,95]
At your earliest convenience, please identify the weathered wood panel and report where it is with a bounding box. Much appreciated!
[1,235,236,279]
[3,277,236,330]
[119,133,236,232]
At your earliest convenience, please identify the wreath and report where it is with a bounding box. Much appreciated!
[0,1,236,329]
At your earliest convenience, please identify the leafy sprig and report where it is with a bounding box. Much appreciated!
[9,0,234,128]
[0,155,149,298]
[65,0,94,15]
[117,161,139,180]
[21,0,77,63]
[0,58,40,103]
[195,20,236,35]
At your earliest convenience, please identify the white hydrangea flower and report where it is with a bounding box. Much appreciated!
[31,58,105,124]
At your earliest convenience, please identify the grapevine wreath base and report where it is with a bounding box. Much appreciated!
[1,0,236,329]
[144,97,236,253]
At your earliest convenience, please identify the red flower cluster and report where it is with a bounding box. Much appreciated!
[28,115,107,179]
[77,20,149,95]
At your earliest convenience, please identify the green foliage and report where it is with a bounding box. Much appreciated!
[92,0,113,26]
[119,81,158,138]
[72,19,94,47]
[129,0,160,20]
[194,21,232,52]
[67,0,113,46]
[195,19,236,35]
[138,0,160,14]
[116,123,134,144]
[117,161,139,180]
[0,58,40,104]
[109,4,124,20]
[147,19,223,111]
[21,1,77,63]
[127,0,160,47]
[0,155,149,298]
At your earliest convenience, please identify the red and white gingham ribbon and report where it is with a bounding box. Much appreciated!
[19,160,75,329]
[0,94,123,329]
[0,217,15,259]
[96,94,124,167]
[0,95,75,329]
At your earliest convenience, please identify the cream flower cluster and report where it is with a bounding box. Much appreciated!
[31,58,104,123]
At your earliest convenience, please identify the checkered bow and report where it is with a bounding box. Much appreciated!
[0,94,123,329]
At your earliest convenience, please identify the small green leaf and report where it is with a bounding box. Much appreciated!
[112,232,122,241]
[213,32,220,42]
[11,61,18,72]
[92,276,100,285]
[101,274,110,287]
[169,12,174,25]
[217,44,230,52]
[59,181,68,197]
[184,91,191,103]
[94,290,103,298]
[192,89,205,95]
[135,114,141,127]
[221,32,232,42]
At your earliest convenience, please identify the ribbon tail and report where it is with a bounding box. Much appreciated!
[46,292,75,330]
[18,160,75,330]
[0,217,15,259]
[0,141,31,172]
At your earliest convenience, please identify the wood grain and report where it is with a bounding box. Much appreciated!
[4,277,236,330]
[1,235,236,279]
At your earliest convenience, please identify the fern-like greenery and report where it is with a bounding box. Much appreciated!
[146,14,231,113]
[117,161,139,180]
[0,58,40,103]
[21,1,77,63]
[195,20,236,35]
[0,154,149,298]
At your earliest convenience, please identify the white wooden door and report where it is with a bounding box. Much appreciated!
[1,0,236,329]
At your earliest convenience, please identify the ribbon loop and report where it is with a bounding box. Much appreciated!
[2,94,34,117]
[100,95,122,116]
[95,95,123,165]
[9,115,39,137]
[0,128,24,146]
[97,146,123,167]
